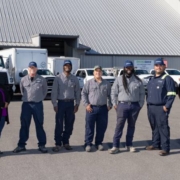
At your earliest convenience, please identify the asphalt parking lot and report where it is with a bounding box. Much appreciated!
[0,96,180,180]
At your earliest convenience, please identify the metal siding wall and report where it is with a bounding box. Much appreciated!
[164,57,180,69]
[81,55,180,69]
[80,55,113,68]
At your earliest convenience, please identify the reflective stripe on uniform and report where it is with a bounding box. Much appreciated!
[167,92,176,96]
[161,74,176,96]
[161,74,168,79]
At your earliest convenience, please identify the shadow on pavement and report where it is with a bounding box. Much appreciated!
[1,139,180,158]
[106,139,180,151]
[169,151,180,155]
[0,145,85,158]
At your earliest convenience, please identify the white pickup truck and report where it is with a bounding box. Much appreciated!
[75,68,115,89]
[19,68,55,94]
[118,68,152,78]
[150,68,180,86]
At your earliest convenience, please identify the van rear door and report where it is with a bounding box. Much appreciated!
[32,51,47,69]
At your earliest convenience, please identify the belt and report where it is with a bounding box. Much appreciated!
[119,101,138,105]
[91,104,106,107]
[148,104,165,106]
[58,99,74,102]
[24,101,41,103]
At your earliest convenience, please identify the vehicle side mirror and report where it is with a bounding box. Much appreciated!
[19,72,24,77]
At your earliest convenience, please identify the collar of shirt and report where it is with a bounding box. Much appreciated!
[154,72,166,79]
[28,74,38,81]
[125,74,135,82]
[93,77,104,84]
[62,72,72,79]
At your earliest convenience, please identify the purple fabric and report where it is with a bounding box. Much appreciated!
[0,88,7,116]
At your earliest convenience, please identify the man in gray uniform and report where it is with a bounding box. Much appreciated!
[51,60,80,152]
[81,65,112,152]
[110,60,145,154]
[13,62,48,153]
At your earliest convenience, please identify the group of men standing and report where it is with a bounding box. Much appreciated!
[12,58,176,156]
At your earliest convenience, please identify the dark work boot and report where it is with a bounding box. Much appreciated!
[13,146,26,153]
[39,146,48,153]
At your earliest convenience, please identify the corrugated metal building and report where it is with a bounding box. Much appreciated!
[0,0,180,69]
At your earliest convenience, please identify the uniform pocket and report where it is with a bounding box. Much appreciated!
[162,106,169,116]
[90,85,97,92]
[118,84,124,91]
[24,82,30,87]
[68,81,75,88]
[102,85,108,94]
[133,103,141,110]
[137,103,141,108]
[35,82,43,89]
[132,82,141,91]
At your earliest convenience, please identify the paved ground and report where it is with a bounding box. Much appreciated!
[0,96,180,180]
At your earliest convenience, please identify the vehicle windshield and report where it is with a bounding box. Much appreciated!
[86,70,108,76]
[166,70,180,75]
[0,56,5,68]
[135,70,149,75]
[37,69,53,75]
[143,75,153,79]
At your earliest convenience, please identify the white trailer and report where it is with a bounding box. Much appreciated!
[0,48,55,94]
[48,56,80,75]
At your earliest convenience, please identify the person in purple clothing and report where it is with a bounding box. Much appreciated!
[0,84,10,154]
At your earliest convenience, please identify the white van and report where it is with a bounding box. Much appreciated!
[48,56,80,76]
[0,48,55,94]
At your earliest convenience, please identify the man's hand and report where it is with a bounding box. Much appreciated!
[86,104,93,113]
[54,106,58,113]
[114,105,117,111]
[74,105,79,113]
[1,102,8,109]
[107,106,112,111]
[163,106,168,112]
[5,102,8,108]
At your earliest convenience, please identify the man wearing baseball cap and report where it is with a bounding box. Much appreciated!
[110,60,145,154]
[81,65,112,152]
[51,60,80,152]
[146,58,176,156]
[13,61,48,153]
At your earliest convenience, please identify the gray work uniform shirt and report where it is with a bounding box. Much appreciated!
[81,78,112,107]
[111,75,145,107]
[20,74,47,102]
[51,73,81,107]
